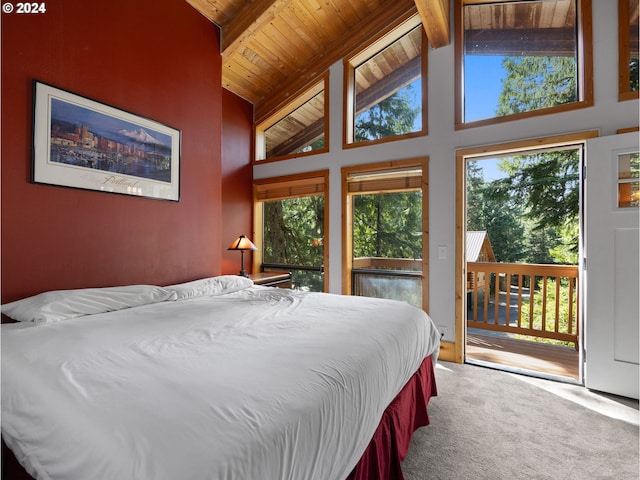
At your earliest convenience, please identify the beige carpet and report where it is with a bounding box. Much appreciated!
[402,361,639,480]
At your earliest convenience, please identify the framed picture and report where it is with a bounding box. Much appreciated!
[32,81,181,201]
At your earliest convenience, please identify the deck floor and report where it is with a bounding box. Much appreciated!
[466,332,580,381]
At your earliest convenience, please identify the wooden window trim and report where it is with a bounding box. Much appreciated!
[341,157,429,313]
[253,170,330,291]
[343,13,428,150]
[619,0,640,102]
[454,0,594,131]
[254,73,329,164]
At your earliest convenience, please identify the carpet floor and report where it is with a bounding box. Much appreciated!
[402,361,639,480]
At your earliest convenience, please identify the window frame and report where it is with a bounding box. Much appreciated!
[253,170,330,292]
[619,0,639,102]
[343,13,428,149]
[254,74,329,164]
[341,157,429,312]
[454,0,594,130]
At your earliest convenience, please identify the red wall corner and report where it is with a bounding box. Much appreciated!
[221,89,255,275]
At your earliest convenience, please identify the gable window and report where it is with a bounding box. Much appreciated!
[344,14,427,148]
[455,0,593,129]
[253,171,329,292]
[255,76,328,162]
[619,0,639,101]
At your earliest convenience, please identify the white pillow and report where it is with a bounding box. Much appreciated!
[166,275,253,300]
[1,285,174,324]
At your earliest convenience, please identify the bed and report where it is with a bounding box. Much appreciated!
[1,276,440,480]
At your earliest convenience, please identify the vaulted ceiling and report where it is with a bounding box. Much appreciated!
[186,0,450,122]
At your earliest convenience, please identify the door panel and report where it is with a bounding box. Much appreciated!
[585,132,639,399]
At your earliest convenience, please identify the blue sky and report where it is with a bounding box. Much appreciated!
[464,55,506,122]
[464,55,509,181]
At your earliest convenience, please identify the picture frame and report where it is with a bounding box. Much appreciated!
[32,81,181,201]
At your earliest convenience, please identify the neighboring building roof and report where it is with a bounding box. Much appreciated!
[466,231,496,262]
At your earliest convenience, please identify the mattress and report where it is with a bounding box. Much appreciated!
[1,282,440,480]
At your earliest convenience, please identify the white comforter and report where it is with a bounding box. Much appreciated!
[2,286,440,480]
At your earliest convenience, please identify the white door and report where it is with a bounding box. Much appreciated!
[585,132,639,399]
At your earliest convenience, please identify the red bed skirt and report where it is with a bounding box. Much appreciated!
[2,355,437,480]
[346,354,438,480]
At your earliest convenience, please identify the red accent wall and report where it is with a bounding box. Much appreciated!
[221,89,255,275]
[0,0,244,302]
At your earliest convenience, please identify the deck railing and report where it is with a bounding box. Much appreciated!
[467,262,579,348]
[351,258,579,348]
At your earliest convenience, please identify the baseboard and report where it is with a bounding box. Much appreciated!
[438,341,457,362]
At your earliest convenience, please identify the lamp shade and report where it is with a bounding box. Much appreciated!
[228,235,257,251]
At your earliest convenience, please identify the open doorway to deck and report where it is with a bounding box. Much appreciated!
[456,132,597,383]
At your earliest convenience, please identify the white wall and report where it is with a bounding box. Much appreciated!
[253,0,639,342]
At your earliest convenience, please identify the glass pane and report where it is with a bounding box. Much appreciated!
[352,191,423,267]
[629,0,639,92]
[289,269,324,293]
[353,273,422,308]
[618,181,640,208]
[353,27,422,142]
[262,195,324,267]
[264,91,325,159]
[618,152,640,179]
[463,0,578,122]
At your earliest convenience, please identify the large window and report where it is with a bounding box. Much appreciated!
[619,0,639,101]
[455,0,593,129]
[342,158,428,310]
[255,76,328,162]
[253,171,329,292]
[344,14,427,148]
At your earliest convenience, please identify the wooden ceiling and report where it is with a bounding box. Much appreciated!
[186,0,450,122]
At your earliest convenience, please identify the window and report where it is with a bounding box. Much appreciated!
[617,151,640,208]
[619,0,639,101]
[255,76,328,162]
[344,14,427,147]
[253,171,329,291]
[456,0,593,129]
[342,158,428,310]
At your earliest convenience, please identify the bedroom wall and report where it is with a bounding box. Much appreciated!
[253,0,640,344]
[1,0,231,303]
[221,89,255,275]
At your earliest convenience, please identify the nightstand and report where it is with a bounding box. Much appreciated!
[249,271,292,288]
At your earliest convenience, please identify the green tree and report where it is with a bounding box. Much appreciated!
[353,192,422,261]
[263,195,324,267]
[630,58,639,92]
[355,86,420,142]
[493,55,580,264]
[466,162,526,263]
[497,56,577,116]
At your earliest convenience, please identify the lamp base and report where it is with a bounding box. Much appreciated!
[239,271,250,278]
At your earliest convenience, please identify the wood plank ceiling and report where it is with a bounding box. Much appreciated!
[186,0,450,122]
[186,0,582,123]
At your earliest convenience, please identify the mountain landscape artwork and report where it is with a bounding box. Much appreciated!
[50,98,173,183]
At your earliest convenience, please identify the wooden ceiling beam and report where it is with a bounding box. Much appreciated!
[414,0,450,48]
[222,0,292,56]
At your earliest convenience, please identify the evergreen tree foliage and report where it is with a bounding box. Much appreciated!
[497,56,577,116]
[352,192,422,262]
[354,85,420,142]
